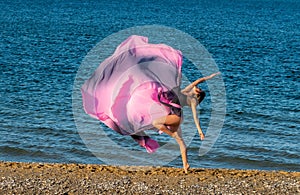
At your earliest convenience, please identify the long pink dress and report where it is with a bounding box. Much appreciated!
[81,35,183,153]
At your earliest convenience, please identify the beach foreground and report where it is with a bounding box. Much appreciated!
[0,162,299,194]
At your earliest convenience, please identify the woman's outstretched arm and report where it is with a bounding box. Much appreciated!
[190,98,205,140]
[181,72,220,94]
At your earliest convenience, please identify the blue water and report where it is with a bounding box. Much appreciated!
[0,0,299,171]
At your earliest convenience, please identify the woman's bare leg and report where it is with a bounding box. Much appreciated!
[173,127,189,173]
[152,115,190,173]
[152,115,178,135]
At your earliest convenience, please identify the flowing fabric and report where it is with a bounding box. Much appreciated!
[81,35,183,153]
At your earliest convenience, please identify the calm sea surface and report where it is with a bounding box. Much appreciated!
[0,0,299,171]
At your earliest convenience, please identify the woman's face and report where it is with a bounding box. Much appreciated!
[193,86,206,105]
[185,86,205,106]
[193,86,202,95]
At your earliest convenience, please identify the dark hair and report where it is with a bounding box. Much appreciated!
[196,90,206,104]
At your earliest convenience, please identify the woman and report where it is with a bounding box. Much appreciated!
[81,35,220,173]
[152,72,220,173]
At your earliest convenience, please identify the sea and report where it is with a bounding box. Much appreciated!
[0,0,299,172]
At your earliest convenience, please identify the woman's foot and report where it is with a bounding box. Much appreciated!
[184,163,190,173]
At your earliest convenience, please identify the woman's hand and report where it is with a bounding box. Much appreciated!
[199,132,205,140]
[198,127,205,140]
[204,72,221,80]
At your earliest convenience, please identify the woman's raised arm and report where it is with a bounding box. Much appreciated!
[181,72,220,94]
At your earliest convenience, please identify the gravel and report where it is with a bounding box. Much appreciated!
[0,162,299,194]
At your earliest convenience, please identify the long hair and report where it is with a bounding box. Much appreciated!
[196,90,206,104]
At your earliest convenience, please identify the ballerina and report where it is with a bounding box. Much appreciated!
[81,35,220,173]
[152,72,220,173]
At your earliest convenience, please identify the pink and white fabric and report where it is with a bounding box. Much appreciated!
[81,35,182,153]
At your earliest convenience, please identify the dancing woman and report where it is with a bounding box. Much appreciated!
[81,35,220,173]
[152,72,220,173]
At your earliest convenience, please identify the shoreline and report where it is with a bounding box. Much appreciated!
[0,161,299,194]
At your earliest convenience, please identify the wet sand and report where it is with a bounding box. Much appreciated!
[0,161,299,194]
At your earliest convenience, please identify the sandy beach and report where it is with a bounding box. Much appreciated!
[0,161,299,194]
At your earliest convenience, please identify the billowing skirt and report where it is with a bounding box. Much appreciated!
[81,35,182,153]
